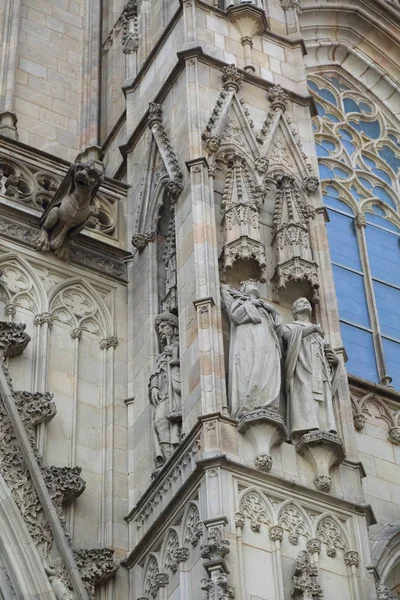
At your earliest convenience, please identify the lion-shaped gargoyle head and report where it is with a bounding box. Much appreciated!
[70,160,104,197]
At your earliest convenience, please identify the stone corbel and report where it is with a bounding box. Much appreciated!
[226,4,268,73]
[43,465,86,508]
[200,520,230,574]
[237,408,288,472]
[0,321,31,358]
[0,112,18,140]
[295,430,345,492]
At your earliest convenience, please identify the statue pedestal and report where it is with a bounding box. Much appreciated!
[237,408,288,472]
[295,430,345,492]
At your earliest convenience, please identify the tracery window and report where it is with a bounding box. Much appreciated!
[308,72,400,389]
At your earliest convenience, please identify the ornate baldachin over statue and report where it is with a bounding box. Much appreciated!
[36,160,104,260]
[221,280,283,418]
[149,311,182,469]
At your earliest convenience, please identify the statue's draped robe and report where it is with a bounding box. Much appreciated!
[224,293,282,417]
[283,321,337,436]
[152,349,181,465]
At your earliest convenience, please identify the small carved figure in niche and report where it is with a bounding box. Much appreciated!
[36,160,104,260]
[283,298,339,438]
[149,312,182,468]
[44,564,74,600]
[221,280,283,418]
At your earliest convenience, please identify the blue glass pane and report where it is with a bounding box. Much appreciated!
[315,101,326,117]
[366,225,400,286]
[341,322,379,382]
[319,163,333,179]
[388,134,400,148]
[359,102,372,114]
[378,145,400,173]
[382,337,400,390]
[349,120,361,132]
[362,155,376,169]
[374,281,400,341]
[350,186,365,202]
[338,128,353,141]
[333,265,370,327]
[333,166,350,179]
[359,176,373,190]
[316,143,330,157]
[372,186,397,209]
[328,213,361,271]
[329,77,350,91]
[319,88,337,105]
[365,213,399,232]
[359,120,380,139]
[324,195,353,215]
[344,98,361,113]
[343,140,356,155]
[372,169,392,186]
[326,113,340,123]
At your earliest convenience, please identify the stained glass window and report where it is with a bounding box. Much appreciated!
[308,72,400,388]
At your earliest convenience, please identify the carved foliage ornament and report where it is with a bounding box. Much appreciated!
[147,103,183,201]
[0,325,119,597]
[291,551,323,599]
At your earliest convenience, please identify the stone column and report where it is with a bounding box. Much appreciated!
[33,313,53,455]
[79,0,102,155]
[0,0,21,138]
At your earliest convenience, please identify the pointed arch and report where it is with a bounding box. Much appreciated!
[238,487,273,532]
[142,553,160,598]
[315,513,349,557]
[48,278,112,337]
[182,501,202,548]
[277,500,312,544]
[0,253,46,315]
[371,522,400,589]
[161,527,180,573]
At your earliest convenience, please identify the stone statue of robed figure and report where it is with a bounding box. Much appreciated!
[221,281,283,418]
[283,297,339,438]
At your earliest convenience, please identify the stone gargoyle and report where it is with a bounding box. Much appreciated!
[36,160,104,260]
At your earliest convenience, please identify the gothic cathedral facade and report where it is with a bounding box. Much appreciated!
[0,0,399,599]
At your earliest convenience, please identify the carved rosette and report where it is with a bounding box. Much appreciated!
[269,525,284,542]
[344,550,360,568]
[0,321,31,358]
[296,430,345,493]
[272,174,319,300]
[220,153,268,281]
[254,454,273,472]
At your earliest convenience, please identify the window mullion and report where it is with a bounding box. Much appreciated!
[355,220,390,385]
